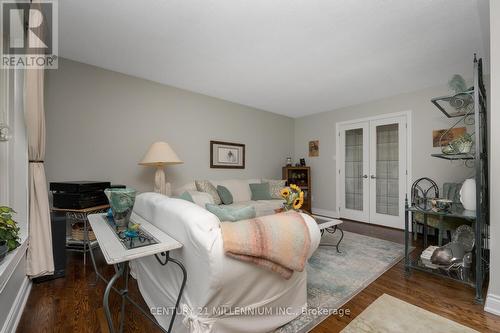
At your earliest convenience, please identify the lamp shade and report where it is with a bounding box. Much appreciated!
[139,141,183,167]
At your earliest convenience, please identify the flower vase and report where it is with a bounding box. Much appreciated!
[104,188,137,228]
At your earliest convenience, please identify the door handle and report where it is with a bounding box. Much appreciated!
[370,175,377,179]
[363,175,368,179]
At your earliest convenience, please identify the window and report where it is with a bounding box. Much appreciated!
[0,67,10,203]
[0,66,29,283]
[0,68,28,239]
[0,24,28,288]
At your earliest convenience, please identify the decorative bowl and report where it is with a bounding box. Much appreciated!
[431,198,453,212]
[442,133,473,155]
[104,188,137,228]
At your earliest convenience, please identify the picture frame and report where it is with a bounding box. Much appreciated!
[309,140,319,157]
[210,141,245,169]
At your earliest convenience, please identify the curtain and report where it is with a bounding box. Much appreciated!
[25,2,54,277]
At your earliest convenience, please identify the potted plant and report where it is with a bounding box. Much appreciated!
[0,206,20,263]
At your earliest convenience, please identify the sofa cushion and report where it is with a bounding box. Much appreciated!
[177,191,194,202]
[226,200,283,217]
[206,203,256,222]
[173,181,197,196]
[188,191,214,208]
[263,179,287,199]
[195,180,221,205]
[217,185,233,205]
[210,179,258,203]
[250,183,273,200]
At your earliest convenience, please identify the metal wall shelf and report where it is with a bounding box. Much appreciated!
[431,89,474,118]
[411,55,490,304]
[430,153,474,160]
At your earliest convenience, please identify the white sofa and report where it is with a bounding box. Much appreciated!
[174,179,284,217]
[130,192,321,333]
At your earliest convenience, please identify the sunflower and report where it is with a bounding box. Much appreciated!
[293,197,304,210]
[299,191,304,200]
[290,184,300,192]
[280,188,290,198]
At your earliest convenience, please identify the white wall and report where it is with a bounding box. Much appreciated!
[45,59,295,192]
[294,83,473,216]
[485,0,500,316]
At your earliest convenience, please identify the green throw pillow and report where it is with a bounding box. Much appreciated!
[249,183,273,200]
[217,185,233,205]
[177,191,194,203]
[206,204,256,222]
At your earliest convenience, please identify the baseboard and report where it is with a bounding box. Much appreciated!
[485,293,500,316]
[312,208,338,219]
[1,277,32,333]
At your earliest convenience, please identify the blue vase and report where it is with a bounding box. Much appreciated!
[104,188,137,228]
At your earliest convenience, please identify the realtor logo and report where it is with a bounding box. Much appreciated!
[1,0,58,68]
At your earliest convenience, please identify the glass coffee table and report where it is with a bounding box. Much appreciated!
[315,217,344,253]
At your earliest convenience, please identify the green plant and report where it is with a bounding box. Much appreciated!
[0,206,20,251]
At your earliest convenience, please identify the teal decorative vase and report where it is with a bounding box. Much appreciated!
[104,188,137,228]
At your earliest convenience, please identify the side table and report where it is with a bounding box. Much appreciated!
[316,218,344,253]
[51,204,109,266]
[88,213,186,333]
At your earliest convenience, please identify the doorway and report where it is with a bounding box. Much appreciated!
[336,112,411,229]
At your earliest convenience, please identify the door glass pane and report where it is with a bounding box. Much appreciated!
[345,128,363,211]
[376,124,399,216]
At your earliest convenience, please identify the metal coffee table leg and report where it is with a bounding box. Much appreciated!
[329,226,344,253]
[319,225,344,253]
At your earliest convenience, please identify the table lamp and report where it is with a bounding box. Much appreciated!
[139,141,183,195]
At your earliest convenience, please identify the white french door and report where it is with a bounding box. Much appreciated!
[338,122,370,222]
[338,113,410,229]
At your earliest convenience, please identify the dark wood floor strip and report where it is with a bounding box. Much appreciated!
[16,220,500,333]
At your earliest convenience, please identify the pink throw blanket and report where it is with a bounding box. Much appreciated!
[220,211,311,279]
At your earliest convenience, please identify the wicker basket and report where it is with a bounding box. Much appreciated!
[71,222,96,241]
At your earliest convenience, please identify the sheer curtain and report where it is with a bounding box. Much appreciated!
[25,1,54,277]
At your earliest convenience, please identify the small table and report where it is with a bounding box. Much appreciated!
[88,213,186,333]
[51,204,109,266]
[316,218,344,253]
[404,203,484,303]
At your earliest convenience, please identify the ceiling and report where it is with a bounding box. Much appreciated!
[59,0,488,118]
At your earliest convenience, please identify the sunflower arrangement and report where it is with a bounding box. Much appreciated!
[280,184,304,211]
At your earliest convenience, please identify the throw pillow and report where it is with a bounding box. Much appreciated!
[195,180,221,205]
[177,191,194,203]
[249,183,273,200]
[217,185,233,205]
[263,179,287,199]
[205,204,256,222]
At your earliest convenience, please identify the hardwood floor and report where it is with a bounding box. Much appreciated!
[17,220,500,333]
[313,220,500,333]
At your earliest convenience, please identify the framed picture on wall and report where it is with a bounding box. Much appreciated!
[309,140,319,157]
[210,141,245,169]
[432,127,466,147]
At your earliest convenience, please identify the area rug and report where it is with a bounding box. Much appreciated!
[340,293,478,333]
[275,230,406,333]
